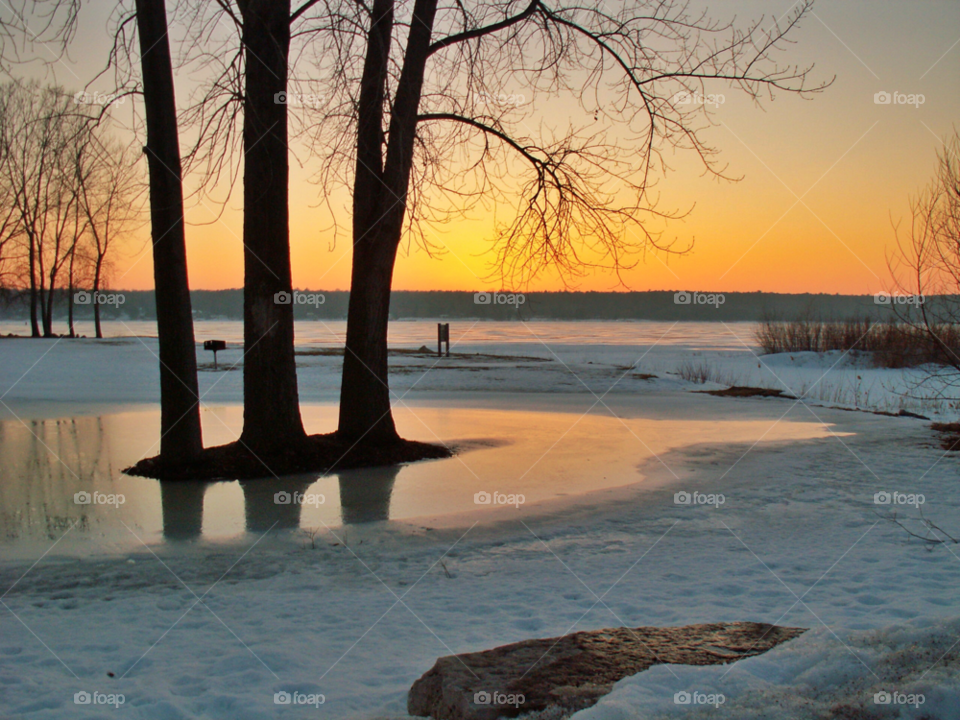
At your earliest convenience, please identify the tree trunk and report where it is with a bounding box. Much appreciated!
[338,0,438,445]
[44,269,56,336]
[37,249,50,337]
[339,232,401,444]
[236,0,306,454]
[28,234,39,337]
[39,283,51,337]
[93,261,102,339]
[67,266,75,338]
[135,0,203,463]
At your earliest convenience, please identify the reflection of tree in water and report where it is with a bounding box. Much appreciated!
[239,475,315,532]
[149,464,404,542]
[0,416,113,541]
[233,464,402,536]
[159,481,208,540]
[338,465,400,525]
[0,418,402,545]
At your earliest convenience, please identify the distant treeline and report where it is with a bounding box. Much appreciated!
[0,289,934,323]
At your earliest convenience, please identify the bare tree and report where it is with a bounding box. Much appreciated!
[300,0,828,444]
[97,0,330,462]
[133,0,203,463]
[233,0,308,454]
[0,80,89,337]
[0,85,23,287]
[2,0,201,464]
[64,168,89,338]
[133,0,331,455]
[892,129,960,395]
[73,133,144,338]
[0,1,80,73]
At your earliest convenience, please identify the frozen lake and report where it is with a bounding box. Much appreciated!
[0,319,760,352]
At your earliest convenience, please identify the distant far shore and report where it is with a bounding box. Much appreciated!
[0,289,940,323]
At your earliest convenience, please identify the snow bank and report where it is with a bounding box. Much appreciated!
[576,619,960,720]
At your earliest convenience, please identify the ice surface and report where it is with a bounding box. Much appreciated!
[0,400,838,558]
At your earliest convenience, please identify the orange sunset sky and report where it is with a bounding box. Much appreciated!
[24,0,960,295]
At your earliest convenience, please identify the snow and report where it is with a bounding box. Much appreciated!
[0,321,958,719]
[0,320,953,421]
[577,620,960,720]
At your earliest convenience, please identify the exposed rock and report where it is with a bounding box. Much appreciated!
[408,622,805,720]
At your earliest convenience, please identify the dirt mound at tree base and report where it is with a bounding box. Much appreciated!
[124,434,452,481]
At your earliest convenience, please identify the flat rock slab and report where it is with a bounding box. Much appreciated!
[408,622,804,720]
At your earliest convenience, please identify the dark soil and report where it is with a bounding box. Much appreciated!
[124,433,453,481]
[700,386,796,399]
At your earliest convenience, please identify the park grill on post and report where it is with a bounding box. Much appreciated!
[437,323,450,358]
[203,340,226,370]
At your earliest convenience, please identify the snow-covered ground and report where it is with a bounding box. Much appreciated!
[0,321,958,719]
[0,319,955,420]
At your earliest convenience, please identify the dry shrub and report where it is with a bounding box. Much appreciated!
[755,318,960,368]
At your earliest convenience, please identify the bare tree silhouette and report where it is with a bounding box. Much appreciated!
[133,0,203,463]
[110,0,332,455]
[892,129,960,397]
[73,133,144,338]
[299,0,828,444]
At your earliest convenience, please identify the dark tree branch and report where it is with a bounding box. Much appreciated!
[428,0,539,56]
[291,0,324,23]
[353,0,394,232]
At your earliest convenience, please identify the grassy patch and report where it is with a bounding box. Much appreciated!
[756,318,960,369]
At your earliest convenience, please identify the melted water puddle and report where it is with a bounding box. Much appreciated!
[0,404,838,556]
